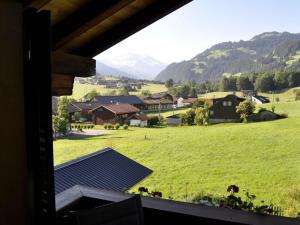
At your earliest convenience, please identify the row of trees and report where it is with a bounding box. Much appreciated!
[219,71,300,92]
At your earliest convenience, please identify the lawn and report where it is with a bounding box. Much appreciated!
[198,87,300,103]
[53,100,300,217]
[71,82,167,100]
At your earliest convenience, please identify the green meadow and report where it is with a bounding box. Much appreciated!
[53,88,300,217]
[71,82,167,100]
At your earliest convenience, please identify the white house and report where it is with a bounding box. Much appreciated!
[251,95,270,104]
[128,113,148,127]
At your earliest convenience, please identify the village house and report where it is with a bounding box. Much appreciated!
[251,95,270,104]
[92,95,146,110]
[209,95,245,124]
[89,103,140,125]
[126,113,148,127]
[69,102,102,122]
[177,97,198,107]
[141,92,174,111]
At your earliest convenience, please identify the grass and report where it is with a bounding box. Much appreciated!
[146,108,189,118]
[198,87,300,102]
[71,82,167,100]
[53,100,300,216]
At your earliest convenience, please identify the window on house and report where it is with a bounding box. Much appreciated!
[222,101,227,106]
[228,101,232,106]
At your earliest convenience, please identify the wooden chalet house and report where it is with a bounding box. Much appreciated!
[1,1,298,225]
[209,95,245,124]
[141,92,174,111]
[89,103,140,125]
[92,95,146,110]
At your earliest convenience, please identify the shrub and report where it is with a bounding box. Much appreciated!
[91,124,95,129]
[236,100,256,122]
[148,116,160,126]
[104,124,108,129]
[275,97,280,102]
[123,125,128,130]
[181,109,196,125]
[193,185,281,216]
[115,123,120,130]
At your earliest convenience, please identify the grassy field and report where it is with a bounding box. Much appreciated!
[71,82,167,100]
[198,87,300,102]
[54,99,300,216]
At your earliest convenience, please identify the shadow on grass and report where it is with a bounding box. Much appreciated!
[55,133,112,140]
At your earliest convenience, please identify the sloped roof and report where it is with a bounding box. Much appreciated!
[128,113,148,121]
[253,95,270,103]
[182,98,198,104]
[143,99,173,105]
[54,148,152,194]
[68,103,82,114]
[71,102,102,110]
[93,95,144,105]
[92,104,140,114]
[166,114,181,119]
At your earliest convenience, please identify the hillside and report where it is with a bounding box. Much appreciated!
[97,53,167,80]
[96,61,135,78]
[155,32,300,82]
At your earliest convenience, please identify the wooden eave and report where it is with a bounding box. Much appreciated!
[24,0,192,96]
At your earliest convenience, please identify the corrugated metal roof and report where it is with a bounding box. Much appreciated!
[93,95,144,105]
[54,148,152,195]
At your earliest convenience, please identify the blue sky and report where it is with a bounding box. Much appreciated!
[95,0,300,64]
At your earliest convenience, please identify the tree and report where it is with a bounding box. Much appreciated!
[219,76,236,91]
[274,71,288,90]
[179,84,191,98]
[118,87,130,95]
[288,72,300,87]
[194,104,209,126]
[84,89,100,101]
[254,73,275,92]
[237,76,253,91]
[189,87,198,98]
[181,109,195,125]
[52,97,70,136]
[141,90,151,96]
[165,78,174,88]
[236,100,255,122]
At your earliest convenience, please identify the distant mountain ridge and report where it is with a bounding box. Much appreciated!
[97,53,167,80]
[155,32,300,82]
[96,61,136,78]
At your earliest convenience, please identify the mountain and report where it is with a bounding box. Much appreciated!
[96,61,136,78]
[155,32,300,82]
[98,53,167,80]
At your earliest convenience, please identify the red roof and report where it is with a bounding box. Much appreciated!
[91,104,140,114]
[182,98,198,104]
[128,113,148,121]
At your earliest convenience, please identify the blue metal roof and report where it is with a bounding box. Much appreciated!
[92,95,144,105]
[54,148,152,195]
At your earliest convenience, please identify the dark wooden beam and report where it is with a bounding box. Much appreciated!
[51,73,74,96]
[52,51,95,77]
[73,0,192,58]
[52,0,134,49]
[24,0,51,10]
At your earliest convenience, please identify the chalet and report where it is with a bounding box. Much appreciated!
[55,148,152,194]
[251,95,270,104]
[92,95,145,110]
[209,95,245,124]
[198,97,223,105]
[69,102,102,122]
[166,114,182,126]
[126,113,148,127]
[89,103,140,125]
[141,92,174,111]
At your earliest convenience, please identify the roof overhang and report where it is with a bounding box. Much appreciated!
[24,0,193,96]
